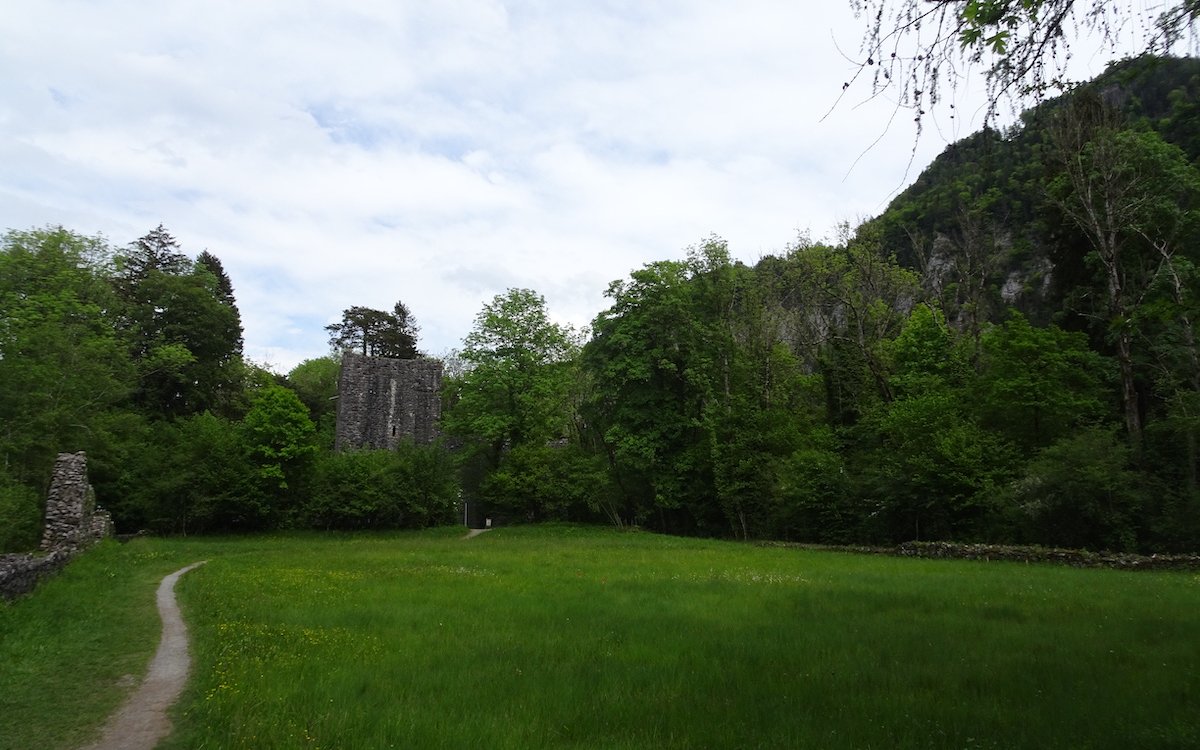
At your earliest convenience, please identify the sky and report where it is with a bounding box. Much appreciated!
[0,1,1133,372]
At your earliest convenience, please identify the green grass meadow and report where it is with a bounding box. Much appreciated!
[2,526,1198,749]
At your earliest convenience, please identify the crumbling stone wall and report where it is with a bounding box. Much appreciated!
[895,541,1200,570]
[335,352,443,450]
[758,540,1200,571]
[0,452,112,600]
[41,451,111,552]
[0,551,71,599]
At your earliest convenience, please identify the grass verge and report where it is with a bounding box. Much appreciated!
[2,526,1197,749]
[0,538,213,750]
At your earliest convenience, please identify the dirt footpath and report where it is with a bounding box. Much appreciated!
[80,561,206,750]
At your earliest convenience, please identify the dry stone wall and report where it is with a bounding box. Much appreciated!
[759,540,1200,571]
[895,540,1200,570]
[0,551,71,599]
[41,451,112,552]
[0,451,112,600]
[335,352,442,450]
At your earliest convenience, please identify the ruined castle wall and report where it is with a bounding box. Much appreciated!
[0,551,71,599]
[335,353,443,450]
[41,451,92,552]
[0,452,112,600]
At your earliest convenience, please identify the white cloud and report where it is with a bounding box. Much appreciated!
[0,1,1127,372]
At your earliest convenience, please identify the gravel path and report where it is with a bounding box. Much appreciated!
[80,561,207,750]
[463,528,493,539]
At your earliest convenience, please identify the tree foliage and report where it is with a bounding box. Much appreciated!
[445,288,583,521]
[0,228,133,487]
[1047,103,1200,442]
[3,61,1200,554]
[845,0,1199,132]
[1002,427,1150,550]
[449,288,579,457]
[975,312,1108,446]
[301,443,458,530]
[325,301,419,358]
[114,226,244,418]
[286,355,341,446]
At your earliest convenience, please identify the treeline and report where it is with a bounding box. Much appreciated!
[0,225,458,550]
[3,57,1199,553]
[446,58,1200,553]
[447,236,1195,553]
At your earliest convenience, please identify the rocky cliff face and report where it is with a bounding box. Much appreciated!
[870,55,1200,330]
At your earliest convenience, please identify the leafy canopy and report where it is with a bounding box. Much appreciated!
[844,0,1199,132]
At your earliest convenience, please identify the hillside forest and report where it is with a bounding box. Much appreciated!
[3,56,1199,554]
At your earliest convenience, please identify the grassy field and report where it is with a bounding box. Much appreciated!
[2,526,1198,749]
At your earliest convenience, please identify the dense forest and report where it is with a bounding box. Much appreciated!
[3,56,1199,554]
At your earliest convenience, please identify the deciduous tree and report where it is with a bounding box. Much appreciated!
[446,288,582,520]
[286,355,341,445]
[448,288,578,462]
[845,0,1199,131]
[0,227,134,485]
[239,385,316,527]
[975,311,1108,448]
[1049,108,1200,443]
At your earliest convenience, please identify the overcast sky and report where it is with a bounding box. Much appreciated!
[0,2,1127,372]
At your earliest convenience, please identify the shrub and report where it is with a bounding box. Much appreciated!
[1006,427,1148,552]
[105,413,255,534]
[301,442,459,530]
[0,473,41,552]
[481,443,614,523]
[239,386,317,528]
[776,440,859,544]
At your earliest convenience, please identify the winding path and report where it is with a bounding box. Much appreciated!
[81,561,207,750]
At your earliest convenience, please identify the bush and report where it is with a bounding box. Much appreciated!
[776,440,859,544]
[105,414,255,534]
[0,473,41,552]
[301,442,459,530]
[481,443,614,523]
[1005,427,1148,552]
[239,386,317,528]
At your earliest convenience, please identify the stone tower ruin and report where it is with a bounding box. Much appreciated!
[41,451,112,553]
[334,352,443,450]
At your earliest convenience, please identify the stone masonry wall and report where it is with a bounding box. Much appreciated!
[42,451,94,552]
[335,352,443,450]
[0,451,112,600]
[758,540,1200,571]
[0,551,72,599]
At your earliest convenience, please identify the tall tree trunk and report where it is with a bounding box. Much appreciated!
[1101,250,1142,445]
[1114,329,1141,444]
[1153,241,1200,488]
